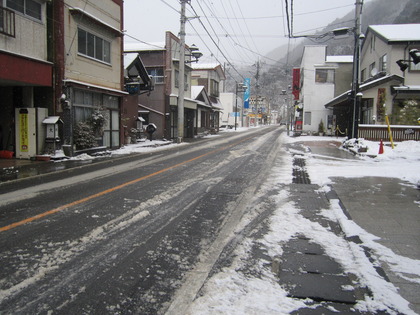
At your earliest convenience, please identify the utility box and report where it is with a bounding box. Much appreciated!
[15,108,48,159]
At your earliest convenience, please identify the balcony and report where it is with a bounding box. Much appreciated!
[0,6,15,38]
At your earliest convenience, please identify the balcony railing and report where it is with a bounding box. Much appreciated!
[0,6,15,38]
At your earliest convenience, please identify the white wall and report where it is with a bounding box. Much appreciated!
[300,46,335,133]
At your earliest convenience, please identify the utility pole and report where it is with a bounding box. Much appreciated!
[177,0,188,143]
[350,0,363,139]
[254,59,261,127]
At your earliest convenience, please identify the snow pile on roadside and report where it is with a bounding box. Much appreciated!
[284,136,420,186]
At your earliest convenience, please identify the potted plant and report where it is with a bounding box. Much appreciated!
[318,120,325,136]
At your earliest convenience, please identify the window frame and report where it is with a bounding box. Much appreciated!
[315,69,335,84]
[77,27,111,64]
[410,48,420,71]
[5,0,42,22]
[380,54,387,72]
[148,68,164,84]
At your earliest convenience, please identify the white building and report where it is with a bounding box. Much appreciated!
[220,93,244,128]
[299,45,353,134]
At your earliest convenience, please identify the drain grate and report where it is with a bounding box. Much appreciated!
[292,155,311,184]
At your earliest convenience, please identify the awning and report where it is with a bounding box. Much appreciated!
[69,7,121,35]
[63,79,128,96]
[325,74,404,109]
[170,95,197,110]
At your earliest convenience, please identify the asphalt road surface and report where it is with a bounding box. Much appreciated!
[0,125,285,314]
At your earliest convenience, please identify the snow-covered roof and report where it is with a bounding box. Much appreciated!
[191,86,205,99]
[326,56,353,63]
[369,24,420,42]
[123,52,138,69]
[69,7,121,34]
[190,63,220,70]
[124,42,165,52]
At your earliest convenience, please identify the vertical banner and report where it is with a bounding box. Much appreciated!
[292,68,300,100]
[19,110,29,152]
[244,78,251,109]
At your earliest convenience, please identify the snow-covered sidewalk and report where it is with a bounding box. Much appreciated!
[186,134,420,314]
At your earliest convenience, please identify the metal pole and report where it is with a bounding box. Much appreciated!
[177,0,187,143]
[235,84,238,130]
[351,0,363,139]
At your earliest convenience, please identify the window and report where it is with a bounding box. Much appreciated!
[304,112,312,125]
[361,69,366,82]
[0,6,15,37]
[410,49,420,71]
[210,79,219,97]
[174,70,187,90]
[78,28,111,63]
[380,54,387,72]
[370,36,375,53]
[315,69,334,83]
[369,62,376,77]
[6,0,41,21]
[148,68,164,84]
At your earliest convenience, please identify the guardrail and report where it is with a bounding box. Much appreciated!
[358,124,420,141]
[0,6,15,37]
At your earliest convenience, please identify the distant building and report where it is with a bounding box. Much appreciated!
[191,63,225,133]
[125,32,200,140]
[299,45,353,134]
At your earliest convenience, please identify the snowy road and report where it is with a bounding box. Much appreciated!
[0,125,284,314]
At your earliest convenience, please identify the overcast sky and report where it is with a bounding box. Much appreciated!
[123,0,360,67]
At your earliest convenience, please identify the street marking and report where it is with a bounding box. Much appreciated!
[0,136,253,233]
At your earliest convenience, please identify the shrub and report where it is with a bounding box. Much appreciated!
[74,122,97,150]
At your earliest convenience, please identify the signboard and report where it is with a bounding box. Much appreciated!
[292,68,300,100]
[19,110,29,152]
[244,78,251,109]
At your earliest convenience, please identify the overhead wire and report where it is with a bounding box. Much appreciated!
[187,2,245,81]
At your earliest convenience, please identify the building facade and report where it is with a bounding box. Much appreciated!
[125,32,210,140]
[325,24,420,134]
[0,0,53,156]
[0,0,125,157]
[299,45,353,134]
[57,0,125,151]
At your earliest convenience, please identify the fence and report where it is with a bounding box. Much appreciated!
[358,124,420,141]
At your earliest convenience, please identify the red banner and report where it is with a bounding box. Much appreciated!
[292,68,300,100]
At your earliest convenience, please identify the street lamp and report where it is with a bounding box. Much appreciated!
[235,83,247,130]
[396,49,420,72]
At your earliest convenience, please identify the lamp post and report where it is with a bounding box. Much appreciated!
[235,83,247,130]
[396,49,420,72]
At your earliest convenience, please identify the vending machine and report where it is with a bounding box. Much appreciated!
[15,108,48,159]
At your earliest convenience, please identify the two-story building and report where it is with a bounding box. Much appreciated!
[325,24,420,133]
[191,63,225,133]
[0,0,125,158]
[125,32,201,140]
[298,45,353,134]
[57,0,125,151]
[0,0,53,157]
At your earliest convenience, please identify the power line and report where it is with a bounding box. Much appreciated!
[187,2,245,81]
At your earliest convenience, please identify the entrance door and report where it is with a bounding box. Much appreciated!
[103,109,120,148]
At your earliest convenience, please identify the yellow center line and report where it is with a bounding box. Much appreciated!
[0,137,251,233]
